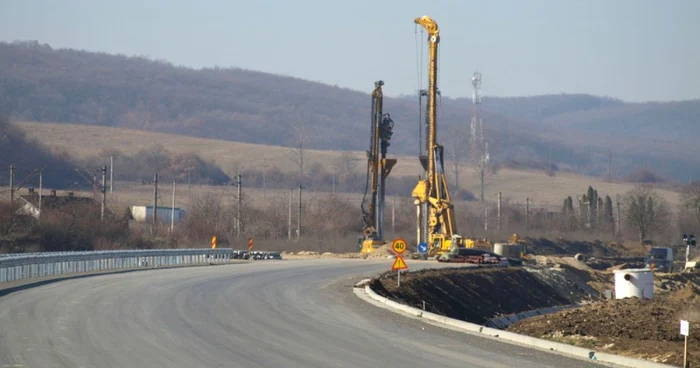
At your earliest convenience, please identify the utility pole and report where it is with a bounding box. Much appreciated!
[332,166,336,194]
[110,155,114,194]
[297,185,304,240]
[38,169,43,221]
[187,169,192,203]
[526,197,531,230]
[9,164,15,205]
[152,173,158,238]
[608,150,612,183]
[170,181,176,234]
[288,189,292,240]
[548,145,552,173]
[101,165,106,221]
[577,195,583,223]
[616,194,622,236]
[585,200,592,228]
[8,164,15,232]
[496,192,502,231]
[484,203,488,231]
[237,174,242,241]
[392,195,396,234]
[415,199,421,247]
[262,157,266,201]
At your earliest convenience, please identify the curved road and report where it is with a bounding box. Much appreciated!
[0,259,608,368]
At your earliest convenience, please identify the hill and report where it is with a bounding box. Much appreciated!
[15,121,682,209]
[0,115,77,189]
[1,41,699,181]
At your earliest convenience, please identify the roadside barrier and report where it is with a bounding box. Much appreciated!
[0,248,234,283]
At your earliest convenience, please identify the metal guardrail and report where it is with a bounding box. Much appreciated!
[0,248,234,283]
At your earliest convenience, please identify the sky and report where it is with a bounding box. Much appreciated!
[1,0,698,102]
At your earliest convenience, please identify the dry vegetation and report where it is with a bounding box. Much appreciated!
[2,42,699,255]
[16,121,682,209]
[2,179,698,255]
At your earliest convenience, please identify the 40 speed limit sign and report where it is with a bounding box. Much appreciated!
[392,238,407,254]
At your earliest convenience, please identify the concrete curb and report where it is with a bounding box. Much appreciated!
[360,284,678,368]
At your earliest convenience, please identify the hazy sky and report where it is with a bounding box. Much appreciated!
[1,0,698,102]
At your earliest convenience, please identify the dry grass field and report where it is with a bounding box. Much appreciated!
[15,121,682,209]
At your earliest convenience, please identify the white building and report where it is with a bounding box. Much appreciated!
[130,205,186,223]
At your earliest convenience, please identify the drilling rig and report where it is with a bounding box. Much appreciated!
[412,15,470,258]
[359,81,397,253]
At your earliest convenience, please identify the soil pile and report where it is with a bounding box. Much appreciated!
[656,272,700,293]
[525,238,621,257]
[507,281,700,367]
[370,267,588,325]
[363,243,399,259]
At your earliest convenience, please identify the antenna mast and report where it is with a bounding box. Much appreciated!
[470,72,484,158]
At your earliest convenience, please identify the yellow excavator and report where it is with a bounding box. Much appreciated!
[359,81,397,253]
[412,15,478,258]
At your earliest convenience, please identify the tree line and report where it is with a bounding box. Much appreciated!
[3,180,700,254]
[3,41,700,181]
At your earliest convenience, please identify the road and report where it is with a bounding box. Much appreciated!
[0,258,608,368]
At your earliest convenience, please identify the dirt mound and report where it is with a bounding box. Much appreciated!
[655,272,700,294]
[363,244,396,259]
[508,279,700,367]
[370,267,590,325]
[534,255,592,271]
[666,282,700,304]
[526,238,620,257]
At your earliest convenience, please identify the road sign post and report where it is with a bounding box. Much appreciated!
[681,319,689,367]
[391,239,408,287]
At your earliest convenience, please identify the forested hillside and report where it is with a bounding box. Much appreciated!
[2,41,699,181]
[0,115,77,188]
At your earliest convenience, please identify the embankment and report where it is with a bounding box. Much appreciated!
[369,266,595,325]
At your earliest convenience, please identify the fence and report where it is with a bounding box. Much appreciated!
[0,248,234,283]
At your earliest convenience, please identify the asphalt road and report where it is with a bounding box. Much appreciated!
[0,259,610,368]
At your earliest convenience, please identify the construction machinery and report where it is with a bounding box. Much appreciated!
[507,233,529,259]
[411,15,469,258]
[359,81,397,253]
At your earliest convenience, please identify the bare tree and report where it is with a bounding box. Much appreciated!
[183,192,227,242]
[139,143,171,173]
[334,151,358,184]
[288,123,309,180]
[624,185,671,241]
[681,181,700,226]
[444,125,468,190]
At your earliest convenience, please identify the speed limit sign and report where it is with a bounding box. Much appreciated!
[392,238,407,254]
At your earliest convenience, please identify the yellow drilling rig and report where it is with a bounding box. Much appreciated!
[358,81,397,253]
[412,15,481,258]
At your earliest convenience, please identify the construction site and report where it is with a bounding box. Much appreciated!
[344,14,700,368]
[1,4,699,368]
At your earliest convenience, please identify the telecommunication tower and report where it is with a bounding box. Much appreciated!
[470,72,487,164]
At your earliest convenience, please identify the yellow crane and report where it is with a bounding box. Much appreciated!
[411,16,471,257]
[359,81,397,253]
